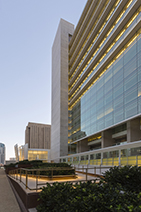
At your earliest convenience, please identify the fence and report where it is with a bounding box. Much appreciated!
[76,155,141,166]
[9,167,76,191]
[60,141,141,167]
[8,166,104,191]
[73,165,112,177]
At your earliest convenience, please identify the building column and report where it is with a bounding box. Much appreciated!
[80,140,89,152]
[77,141,81,153]
[127,118,141,143]
[102,129,113,148]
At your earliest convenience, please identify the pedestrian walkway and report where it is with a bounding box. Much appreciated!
[0,168,21,212]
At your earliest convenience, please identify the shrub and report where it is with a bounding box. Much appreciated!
[4,163,17,168]
[102,165,141,193]
[37,181,141,212]
[37,166,141,212]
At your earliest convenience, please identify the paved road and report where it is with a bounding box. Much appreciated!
[0,168,21,212]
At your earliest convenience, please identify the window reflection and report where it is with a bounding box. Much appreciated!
[69,35,141,143]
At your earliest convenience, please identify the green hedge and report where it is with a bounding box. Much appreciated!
[31,162,72,169]
[22,169,75,176]
[4,160,71,168]
[5,160,74,176]
[37,166,141,212]
[30,163,74,176]
[102,165,141,193]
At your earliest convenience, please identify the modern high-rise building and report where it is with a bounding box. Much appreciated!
[0,143,5,164]
[51,0,141,165]
[68,0,141,154]
[51,19,74,160]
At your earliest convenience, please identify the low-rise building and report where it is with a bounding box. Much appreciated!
[15,122,51,162]
[18,144,50,162]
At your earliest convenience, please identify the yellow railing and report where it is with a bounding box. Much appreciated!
[120,156,127,165]
[89,159,101,165]
[113,158,119,166]
[73,161,79,165]
[138,155,141,166]
[102,158,119,166]
[80,160,88,165]
[101,156,141,166]
[71,156,141,166]
[121,156,141,166]
[70,155,141,166]
[127,156,136,166]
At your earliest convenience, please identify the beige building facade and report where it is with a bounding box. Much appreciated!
[51,19,74,160]
[25,122,51,149]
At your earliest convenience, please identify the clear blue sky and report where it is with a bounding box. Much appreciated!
[0,0,87,160]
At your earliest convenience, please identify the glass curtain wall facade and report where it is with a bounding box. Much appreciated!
[28,150,48,161]
[68,0,141,152]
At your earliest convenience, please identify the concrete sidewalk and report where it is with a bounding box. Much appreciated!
[0,168,21,212]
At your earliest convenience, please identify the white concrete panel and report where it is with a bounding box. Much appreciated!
[51,19,74,160]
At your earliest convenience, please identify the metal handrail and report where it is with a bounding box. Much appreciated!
[8,167,76,191]
[8,166,104,191]
[21,167,74,171]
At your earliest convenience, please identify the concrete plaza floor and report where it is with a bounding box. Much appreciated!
[0,168,21,212]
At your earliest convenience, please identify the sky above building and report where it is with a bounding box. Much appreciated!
[0,0,87,160]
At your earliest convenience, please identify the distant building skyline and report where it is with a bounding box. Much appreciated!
[0,143,5,164]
